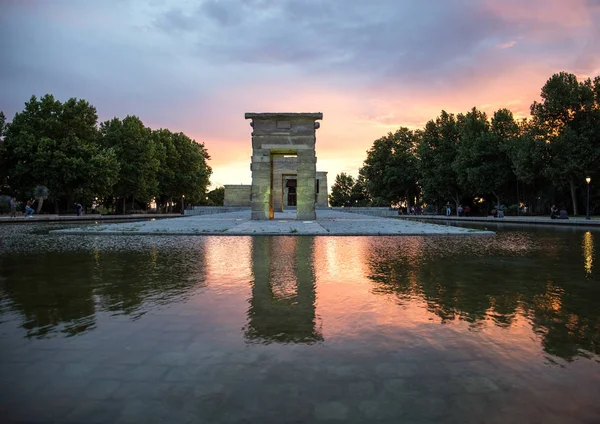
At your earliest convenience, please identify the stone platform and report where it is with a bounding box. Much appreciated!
[52,210,493,236]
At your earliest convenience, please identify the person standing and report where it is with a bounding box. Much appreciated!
[76,203,83,216]
[9,197,17,218]
[446,202,451,216]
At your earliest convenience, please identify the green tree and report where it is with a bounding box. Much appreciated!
[99,116,160,213]
[1,95,119,211]
[0,111,6,139]
[153,128,177,212]
[350,171,371,206]
[171,131,211,204]
[503,119,543,186]
[453,107,514,207]
[531,72,600,215]
[361,127,419,207]
[0,111,7,191]
[206,186,224,206]
[153,128,212,211]
[417,111,463,212]
[329,172,355,206]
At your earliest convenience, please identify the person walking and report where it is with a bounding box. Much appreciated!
[446,202,451,216]
[9,197,17,218]
[76,203,83,216]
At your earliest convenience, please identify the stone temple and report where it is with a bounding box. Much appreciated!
[223,113,328,220]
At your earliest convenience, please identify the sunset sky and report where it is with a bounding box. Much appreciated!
[2,0,599,190]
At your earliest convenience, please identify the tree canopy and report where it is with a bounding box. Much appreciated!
[0,94,212,213]
[329,173,355,206]
[360,127,419,207]
[334,71,599,216]
[530,72,600,214]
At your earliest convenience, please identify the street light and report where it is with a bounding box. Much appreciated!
[181,194,185,215]
[586,177,591,220]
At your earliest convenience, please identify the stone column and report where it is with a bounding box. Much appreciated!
[296,150,316,220]
[250,149,271,220]
[272,156,284,213]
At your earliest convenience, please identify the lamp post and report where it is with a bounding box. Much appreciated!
[586,177,591,220]
[181,194,185,215]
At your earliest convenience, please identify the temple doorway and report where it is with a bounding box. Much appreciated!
[286,179,297,207]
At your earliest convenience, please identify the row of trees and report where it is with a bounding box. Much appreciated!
[0,95,214,213]
[330,72,600,215]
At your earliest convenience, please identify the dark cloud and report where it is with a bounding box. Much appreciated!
[151,1,514,84]
[200,0,243,26]
[2,0,599,127]
[154,8,198,33]
[149,0,600,92]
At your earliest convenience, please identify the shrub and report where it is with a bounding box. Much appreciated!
[0,195,10,214]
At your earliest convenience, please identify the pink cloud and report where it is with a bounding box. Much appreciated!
[496,40,517,49]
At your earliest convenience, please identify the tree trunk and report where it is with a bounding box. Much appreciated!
[569,176,578,216]
[35,198,44,213]
[453,193,460,216]
[132,197,135,211]
[122,197,126,215]
[492,191,500,209]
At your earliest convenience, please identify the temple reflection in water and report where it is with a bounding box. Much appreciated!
[244,236,322,344]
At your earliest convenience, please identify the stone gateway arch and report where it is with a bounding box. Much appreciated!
[245,112,323,220]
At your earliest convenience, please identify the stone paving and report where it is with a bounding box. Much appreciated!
[3,312,597,424]
[52,210,493,236]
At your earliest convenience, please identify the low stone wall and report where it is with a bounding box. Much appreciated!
[185,206,250,216]
[399,214,600,227]
[328,207,398,217]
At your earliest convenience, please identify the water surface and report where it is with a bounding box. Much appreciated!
[0,223,599,423]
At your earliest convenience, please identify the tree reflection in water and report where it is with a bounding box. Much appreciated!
[0,223,598,363]
[0,225,208,338]
[364,230,600,362]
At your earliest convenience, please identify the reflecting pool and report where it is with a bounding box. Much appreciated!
[0,223,599,423]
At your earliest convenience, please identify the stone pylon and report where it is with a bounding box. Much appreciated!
[245,113,323,220]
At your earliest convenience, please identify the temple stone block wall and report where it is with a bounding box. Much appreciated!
[223,185,251,206]
[245,113,323,220]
